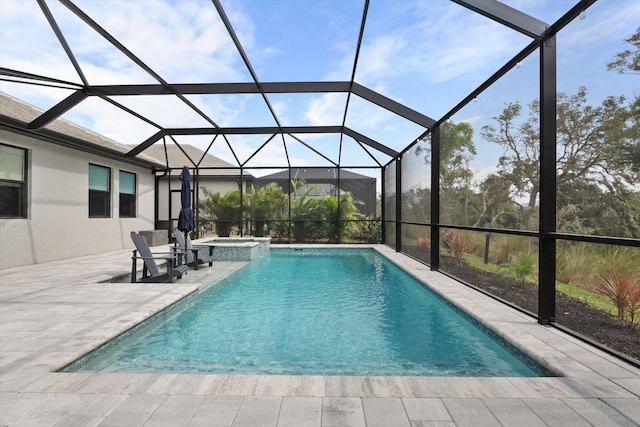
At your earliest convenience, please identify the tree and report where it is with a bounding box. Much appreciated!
[607,27,640,75]
[480,87,639,234]
[414,121,478,225]
[475,173,520,228]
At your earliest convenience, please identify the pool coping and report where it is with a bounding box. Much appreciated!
[1,244,639,425]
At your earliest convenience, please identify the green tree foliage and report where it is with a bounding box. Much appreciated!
[247,183,287,237]
[481,87,640,236]
[198,188,243,237]
[289,179,325,242]
[607,27,640,75]
[288,180,364,242]
[413,121,477,226]
[321,192,364,243]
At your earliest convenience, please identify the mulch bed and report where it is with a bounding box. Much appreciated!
[403,247,640,362]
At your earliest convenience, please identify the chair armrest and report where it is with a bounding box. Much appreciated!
[191,245,215,254]
[131,254,177,261]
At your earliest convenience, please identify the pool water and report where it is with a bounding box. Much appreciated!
[71,248,547,376]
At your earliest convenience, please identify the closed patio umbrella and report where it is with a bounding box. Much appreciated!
[177,166,196,235]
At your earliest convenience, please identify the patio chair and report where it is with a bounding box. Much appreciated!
[130,231,189,283]
[174,228,215,270]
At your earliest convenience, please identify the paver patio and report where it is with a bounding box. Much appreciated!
[1,244,639,426]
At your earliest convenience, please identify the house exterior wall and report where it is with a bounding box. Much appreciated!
[0,130,155,269]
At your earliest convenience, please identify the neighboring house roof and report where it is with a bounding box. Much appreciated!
[0,91,162,168]
[137,144,253,178]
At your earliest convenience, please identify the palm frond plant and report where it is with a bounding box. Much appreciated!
[290,180,324,242]
[199,188,243,237]
[247,183,287,237]
[323,192,364,243]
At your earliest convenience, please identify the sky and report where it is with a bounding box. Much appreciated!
[0,0,638,190]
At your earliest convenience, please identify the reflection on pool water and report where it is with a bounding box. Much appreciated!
[67,248,549,377]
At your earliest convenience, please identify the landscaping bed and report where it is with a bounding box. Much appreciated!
[404,247,640,362]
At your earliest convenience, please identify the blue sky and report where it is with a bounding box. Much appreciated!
[0,0,638,188]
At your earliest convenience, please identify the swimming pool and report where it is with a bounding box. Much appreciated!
[67,248,548,376]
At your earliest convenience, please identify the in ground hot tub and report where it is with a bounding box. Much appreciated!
[200,237,270,261]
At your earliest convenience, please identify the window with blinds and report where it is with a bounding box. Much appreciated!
[0,144,27,218]
[89,164,111,218]
[119,170,136,218]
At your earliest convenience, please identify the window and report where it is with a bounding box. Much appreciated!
[119,170,136,217]
[0,144,27,218]
[89,164,111,217]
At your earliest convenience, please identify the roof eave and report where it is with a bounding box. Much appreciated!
[0,117,165,170]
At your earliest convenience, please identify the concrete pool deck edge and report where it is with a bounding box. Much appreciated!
[1,243,639,426]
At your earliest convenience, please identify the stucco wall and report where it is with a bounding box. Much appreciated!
[0,130,156,269]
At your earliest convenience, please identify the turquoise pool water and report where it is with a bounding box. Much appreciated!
[71,248,547,376]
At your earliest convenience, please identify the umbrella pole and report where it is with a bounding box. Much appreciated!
[184,231,188,265]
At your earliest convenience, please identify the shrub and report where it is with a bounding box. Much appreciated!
[490,235,532,264]
[556,243,595,288]
[247,183,287,237]
[598,271,635,322]
[442,230,470,265]
[198,188,242,237]
[348,217,381,243]
[511,250,537,284]
[628,285,640,325]
[416,236,430,250]
[600,246,639,278]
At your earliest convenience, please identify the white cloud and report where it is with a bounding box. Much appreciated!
[305,93,345,125]
[355,34,407,84]
[271,100,288,117]
[458,114,482,125]
[558,2,640,54]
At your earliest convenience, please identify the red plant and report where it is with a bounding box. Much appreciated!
[442,230,470,266]
[598,271,634,322]
[416,236,430,250]
[627,284,640,325]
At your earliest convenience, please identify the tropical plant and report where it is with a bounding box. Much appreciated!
[199,188,243,237]
[596,246,640,323]
[322,192,363,243]
[360,216,382,243]
[346,216,382,243]
[598,271,635,322]
[442,230,471,266]
[289,179,324,242]
[247,182,287,237]
[627,284,640,325]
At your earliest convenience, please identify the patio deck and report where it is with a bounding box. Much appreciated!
[0,244,638,426]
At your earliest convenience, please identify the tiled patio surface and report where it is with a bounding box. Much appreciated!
[1,244,639,426]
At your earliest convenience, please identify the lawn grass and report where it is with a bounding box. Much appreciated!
[555,281,617,317]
